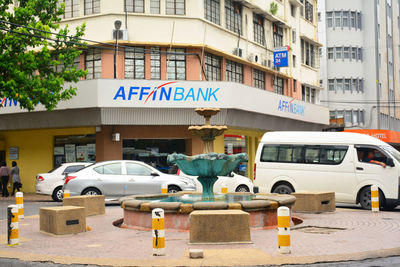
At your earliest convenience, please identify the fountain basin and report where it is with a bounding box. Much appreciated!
[119,192,296,230]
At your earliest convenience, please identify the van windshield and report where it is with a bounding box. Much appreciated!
[382,145,400,162]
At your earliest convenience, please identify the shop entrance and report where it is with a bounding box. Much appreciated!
[224,134,247,177]
[123,139,186,173]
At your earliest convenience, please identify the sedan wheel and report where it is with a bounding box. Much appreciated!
[235,185,249,192]
[52,186,63,202]
[168,185,181,193]
[82,188,101,196]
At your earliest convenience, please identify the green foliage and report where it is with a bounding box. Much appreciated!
[270,2,278,15]
[0,0,87,111]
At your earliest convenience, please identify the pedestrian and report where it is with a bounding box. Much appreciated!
[10,161,21,196]
[0,161,10,197]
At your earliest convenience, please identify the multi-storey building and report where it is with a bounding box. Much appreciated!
[319,0,400,148]
[1,0,328,192]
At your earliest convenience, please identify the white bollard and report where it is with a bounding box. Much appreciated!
[152,208,165,256]
[63,189,70,199]
[161,184,168,194]
[15,192,24,220]
[8,204,19,246]
[221,184,228,194]
[371,185,379,212]
[277,206,291,254]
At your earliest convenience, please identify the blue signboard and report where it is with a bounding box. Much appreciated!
[273,48,289,68]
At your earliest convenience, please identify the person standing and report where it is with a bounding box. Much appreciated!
[10,161,21,196]
[0,161,10,197]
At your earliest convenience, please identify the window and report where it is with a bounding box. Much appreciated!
[311,88,315,103]
[226,60,243,83]
[84,0,100,15]
[273,23,283,47]
[334,11,341,27]
[344,79,350,91]
[63,165,86,175]
[85,49,101,79]
[345,110,352,123]
[359,79,364,92]
[167,48,186,80]
[274,77,284,95]
[150,47,161,79]
[358,48,362,60]
[126,163,152,176]
[225,0,242,34]
[300,0,304,16]
[342,11,349,27]
[54,135,96,166]
[125,46,145,79]
[343,47,350,59]
[352,78,358,92]
[253,69,265,89]
[261,145,348,165]
[335,47,342,59]
[125,0,144,13]
[293,54,296,67]
[253,13,265,45]
[336,79,343,91]
[326,12,333,27]
[304,0,313,22]
[327,48,334,59]
[205,0,220,24]
[166,0,185,15]
[301,39,317,67]
[291,4,296,17]
[328,79,335,91]
[205,53,221,81]
[292,29,296,43]
[60,0,79,19]
[150,0,160,14]
[94,163,122,175]
[351,11,356,27]
[351,47,357,59]
[357,12,362,29]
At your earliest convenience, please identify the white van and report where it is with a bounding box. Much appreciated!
[254,131,400,210]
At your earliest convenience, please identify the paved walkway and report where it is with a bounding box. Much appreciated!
[0,207,399,266]
[0,193,52,202]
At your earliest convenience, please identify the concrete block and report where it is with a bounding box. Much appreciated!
[63,195,105,216]
[189,210,251,243]
[291,192,335,213]
[40,206,86,235]
[189,249,204,259]
[149,202,182,211]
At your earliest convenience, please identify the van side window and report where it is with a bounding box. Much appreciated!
[261,144,348,165]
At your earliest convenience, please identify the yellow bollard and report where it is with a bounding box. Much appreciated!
[152,208,165,256]
[221,184,228,194]
[371,185,379,212]
[8,204,19,246]
[15,192,24,220]
[63,189,70,199]
[277,206,290,254]
[161,184,168,194]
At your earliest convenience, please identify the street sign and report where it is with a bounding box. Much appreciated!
[273,47,289,68]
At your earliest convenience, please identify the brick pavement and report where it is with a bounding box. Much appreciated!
[0,207,399,266]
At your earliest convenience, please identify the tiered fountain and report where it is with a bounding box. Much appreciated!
[119,108,296,230]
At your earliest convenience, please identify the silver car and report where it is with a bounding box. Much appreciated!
[63,160,196,198]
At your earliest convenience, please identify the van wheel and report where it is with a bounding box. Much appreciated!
[359,186,385,210]
[272,184,293,194]
[52,186,63,202]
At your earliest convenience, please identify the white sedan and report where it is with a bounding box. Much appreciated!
[177,170,254,193]
[35,162,92,201]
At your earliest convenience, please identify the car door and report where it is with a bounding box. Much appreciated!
[92,162,125,197]
[125,162,160,195]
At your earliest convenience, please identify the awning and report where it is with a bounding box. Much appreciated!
[344,129,400,144]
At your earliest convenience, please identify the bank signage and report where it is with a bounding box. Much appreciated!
[273,46,289,68]
[277,99,305,116]
[113,81,220,103]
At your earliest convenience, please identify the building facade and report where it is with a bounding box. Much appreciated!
[2,0,328,192]
[318,0,400,147]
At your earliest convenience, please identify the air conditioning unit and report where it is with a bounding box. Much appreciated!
[247,53,254,62]
[233,47,243,57]
[112,29,129,41]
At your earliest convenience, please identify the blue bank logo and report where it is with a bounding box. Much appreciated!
[113,82,220,103]
[277,99,305,116]
[0,98,18,108]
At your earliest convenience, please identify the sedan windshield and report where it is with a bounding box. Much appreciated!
[382,145,400,163]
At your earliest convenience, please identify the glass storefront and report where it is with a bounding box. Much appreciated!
[53,134,96,167]
[224,134,247,176]
[123,139,186,173]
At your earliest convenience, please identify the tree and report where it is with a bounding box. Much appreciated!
[0,0,87,111]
